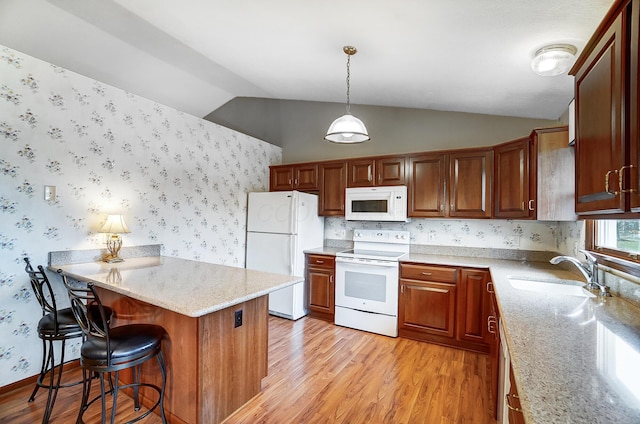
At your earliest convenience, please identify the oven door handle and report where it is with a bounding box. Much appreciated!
[335,258,399,268]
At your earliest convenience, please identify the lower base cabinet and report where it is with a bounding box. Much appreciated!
[305,254,335,322]
[507,364,526,424]
[399,262,491,353]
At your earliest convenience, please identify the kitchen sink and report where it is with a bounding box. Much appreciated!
[508,277,596,298]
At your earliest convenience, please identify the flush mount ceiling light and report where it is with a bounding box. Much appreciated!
[531,44,578,76]
[325,46,370,144]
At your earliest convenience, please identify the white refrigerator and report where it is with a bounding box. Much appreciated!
[246,191,324,320]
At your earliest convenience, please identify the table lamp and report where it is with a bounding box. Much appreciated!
[100,214,130,263]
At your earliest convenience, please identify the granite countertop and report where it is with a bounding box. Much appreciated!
[53,256,303,318]
[309,247,640,423]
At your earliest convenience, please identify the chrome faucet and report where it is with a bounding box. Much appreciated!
[550,249,611,297]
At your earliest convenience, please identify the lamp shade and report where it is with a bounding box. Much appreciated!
[531,44,577,76]
[324,114,370,143]
[100,214,130,234]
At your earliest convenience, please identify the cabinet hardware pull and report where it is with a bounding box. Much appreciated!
[288,178,292,185]
[378,173,381,183]
[605,169,619,195]
[487,281,494,293]
[619,165,637,194]
[294,178,298,185]
[401,284,404,293]
[528,199,534,211]
[329,275,333,283]
[487,316,497,334]
[506,394,522,412]
[421,272,432,276]
[316,260,324,263]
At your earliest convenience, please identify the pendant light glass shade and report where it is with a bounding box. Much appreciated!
[325,46,370,144]
[325,114,369,143]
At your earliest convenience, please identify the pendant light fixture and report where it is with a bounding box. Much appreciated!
[325,46,370,143]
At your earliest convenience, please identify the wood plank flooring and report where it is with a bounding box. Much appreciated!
[0,316,496,424]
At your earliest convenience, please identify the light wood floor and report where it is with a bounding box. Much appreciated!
[0,316,496,424]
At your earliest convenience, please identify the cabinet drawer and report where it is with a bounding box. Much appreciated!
[400,263,458,283]
[306,254,335,268]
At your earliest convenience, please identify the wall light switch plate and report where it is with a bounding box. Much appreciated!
[44,185,56,201]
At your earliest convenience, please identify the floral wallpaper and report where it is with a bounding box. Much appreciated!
[0,45,282,387]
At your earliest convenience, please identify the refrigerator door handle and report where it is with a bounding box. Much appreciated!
[289,236,295,275]
[289,192,297,234]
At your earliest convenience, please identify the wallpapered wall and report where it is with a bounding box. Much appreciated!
[0,45,282,387]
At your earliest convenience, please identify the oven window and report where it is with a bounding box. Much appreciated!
[351,200,388,213]
[344,271,387,302]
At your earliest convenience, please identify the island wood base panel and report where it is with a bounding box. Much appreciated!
[97,289,268,424]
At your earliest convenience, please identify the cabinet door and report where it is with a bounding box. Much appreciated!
[347,158,375,187]
[399,279,456,338]
[319,162,348,216]
[457,269,491,345]
[408,153,447,217]
[573,13,626,214]
[487,281,500,420]
[631,1,640,211]
[270,166,294,191]
[306,266,334,321]
[493,138,532,219]
[376,156,406,186]
[294,164,318,191]
[449,149,493,218]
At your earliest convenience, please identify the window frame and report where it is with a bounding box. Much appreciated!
[586,220,640,278]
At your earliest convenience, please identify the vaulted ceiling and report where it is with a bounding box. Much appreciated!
[0,0,614,120]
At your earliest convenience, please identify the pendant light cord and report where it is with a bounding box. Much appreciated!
[345,53,351,114]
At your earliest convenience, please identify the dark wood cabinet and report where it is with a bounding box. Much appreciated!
[347,158,375,187]
[348,156,406,187]
[570,0,633,214]
[399,264,457,341]
[408,153,447,217]
[318,162,347,216]
[399,262,491,353]
[487,280,500,420]
[305,254,335,322]
[456,269,491,345]
[448,149,493,218]
[493,128,575,220]
[376,156,406,186]
[270,163,318,191]
[408,149,492,219]
[493,137,531,218]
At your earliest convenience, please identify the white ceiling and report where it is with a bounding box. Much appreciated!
[0,0,614,120]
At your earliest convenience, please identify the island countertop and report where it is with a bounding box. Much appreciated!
[53,256,303,318]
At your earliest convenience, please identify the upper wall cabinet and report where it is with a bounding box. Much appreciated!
[570,0,639,215]
[319,161,348,216]
[270,163,318,192]
[493,128,575,220]
[408,149,492,218]
[448,149,493,218]
[347,156,406,187]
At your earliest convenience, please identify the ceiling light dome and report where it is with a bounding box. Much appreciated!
[531,44,577,76]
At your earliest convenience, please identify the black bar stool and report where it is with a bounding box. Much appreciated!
[58,271,168,424]
[24,258,86,423]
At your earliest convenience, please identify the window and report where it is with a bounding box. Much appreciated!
[587,220,640,277]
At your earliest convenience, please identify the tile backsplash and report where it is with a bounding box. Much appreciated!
[325,217,584,257]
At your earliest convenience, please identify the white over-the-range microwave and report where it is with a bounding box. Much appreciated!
[344,186,409,222]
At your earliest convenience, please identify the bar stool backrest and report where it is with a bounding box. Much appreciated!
[58,273,110,341]
[24,258,58,324]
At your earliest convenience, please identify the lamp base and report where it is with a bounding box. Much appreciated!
[104,257,124,263]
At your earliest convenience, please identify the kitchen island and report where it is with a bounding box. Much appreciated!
[53,256,303,424]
